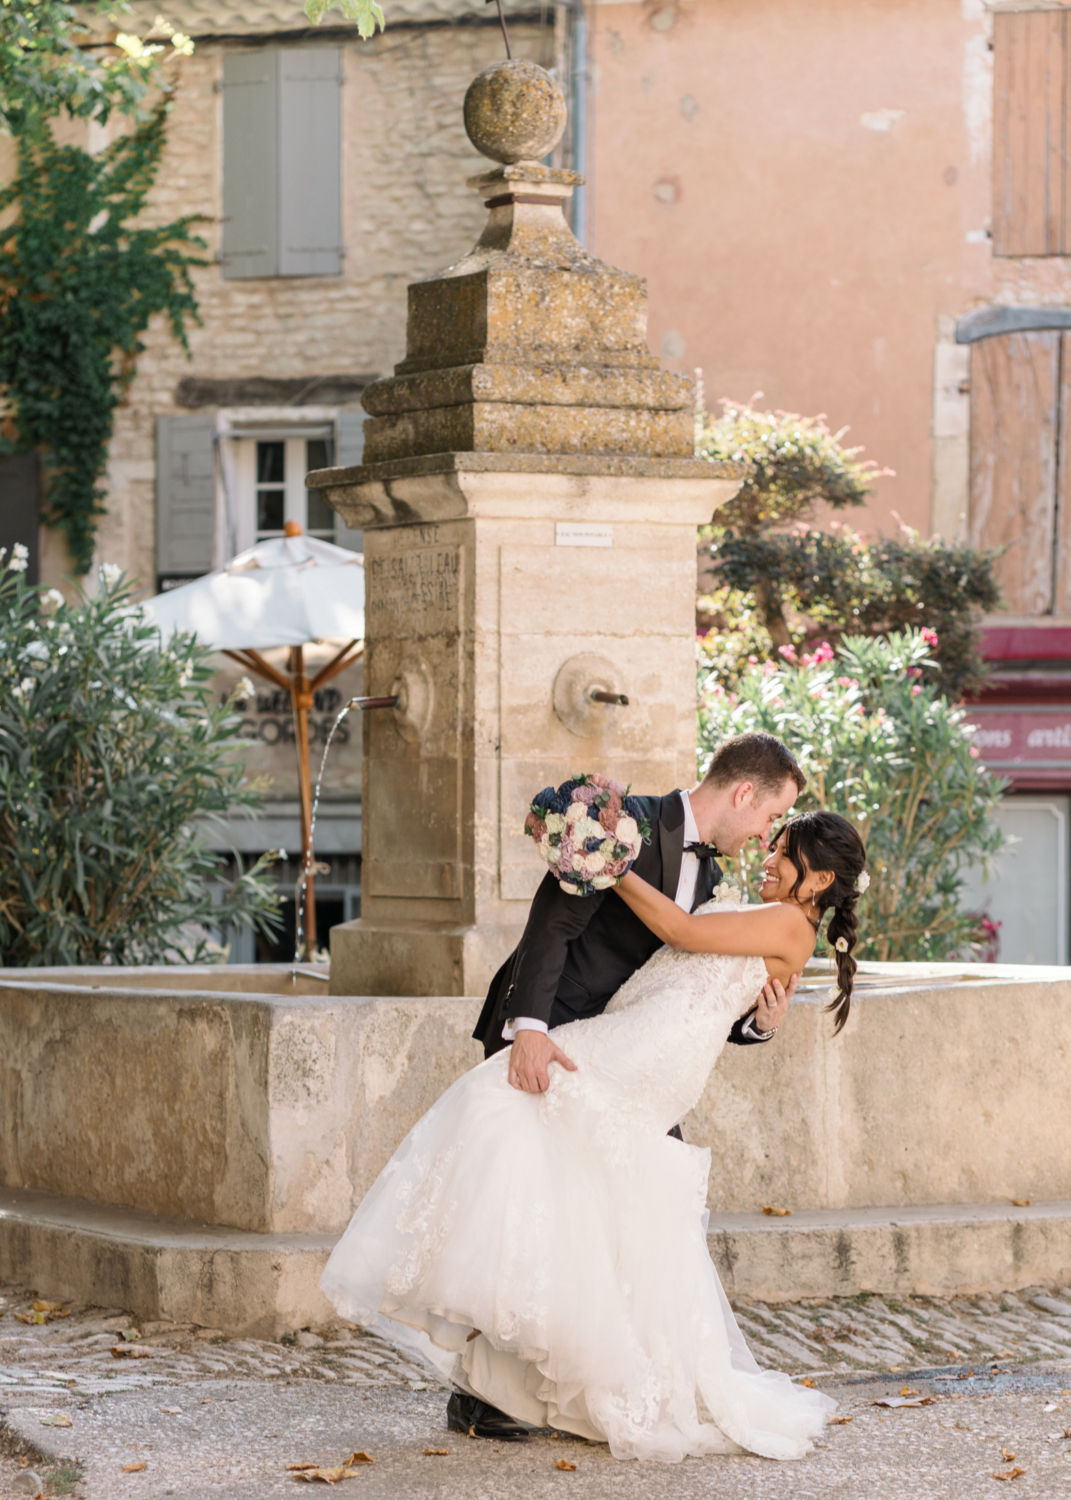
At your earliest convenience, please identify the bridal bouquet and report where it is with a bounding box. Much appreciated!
[524,773,651,896]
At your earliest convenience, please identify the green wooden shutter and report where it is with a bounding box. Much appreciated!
[334,408,364,551]
[156,415,216,582]
[278,47,343,278]
[222,50,278,280]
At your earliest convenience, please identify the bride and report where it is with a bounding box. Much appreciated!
[321,809,867,1464]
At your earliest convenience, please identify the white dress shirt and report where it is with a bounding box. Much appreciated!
[504,789,701,1042]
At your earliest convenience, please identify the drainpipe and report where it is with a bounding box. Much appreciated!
[571,1,589,247]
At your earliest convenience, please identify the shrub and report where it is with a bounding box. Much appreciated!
[704,523,1002,701]
[0,558,280,965]
[698,629,1006,962]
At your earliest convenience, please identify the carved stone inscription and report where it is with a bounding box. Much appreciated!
[366,542,460,638]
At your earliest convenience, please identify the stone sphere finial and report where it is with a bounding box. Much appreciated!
[464,59,567,165]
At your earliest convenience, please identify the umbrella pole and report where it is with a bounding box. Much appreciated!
[289,645,318,959]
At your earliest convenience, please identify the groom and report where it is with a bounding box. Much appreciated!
[452,732,806,1438]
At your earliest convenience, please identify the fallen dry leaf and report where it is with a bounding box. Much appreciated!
[800,1378,818,1389]
[1064,1428,1071,1439]
[160,1408,181,1415]
[901,1387,919,1397]
[872,1396,936,1408]
[343,1453,373,1464]
[291,1467,350,1484]
[40,1415,72,1428]
[761,1205,792,1217]
[1011,1199,1031,1207]
[554,1459,577,1470]
[121,1462,147,1473]
[992,1468,1026,1482]
[110,1345,151,1359]
[423,1448,449,1456]
[1001,1447,1017,1462]
[828,1416,853,1425]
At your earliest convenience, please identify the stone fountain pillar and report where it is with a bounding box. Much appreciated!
[313,60,740,997]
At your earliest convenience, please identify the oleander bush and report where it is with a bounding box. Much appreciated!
[0,556,280,965]
[698,629,1007,962]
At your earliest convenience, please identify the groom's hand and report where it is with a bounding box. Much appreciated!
[755,974,796,1032]
[508,1030,578,1093]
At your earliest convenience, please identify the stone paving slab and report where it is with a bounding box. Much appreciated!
[1,1280,1071,1496]
[4,1369,1071,1500]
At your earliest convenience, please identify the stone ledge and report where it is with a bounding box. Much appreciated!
[0,1186,335,1339]
[309,449,741,487]
[708,1201,1071,1303]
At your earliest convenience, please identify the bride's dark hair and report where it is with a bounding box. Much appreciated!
[771,810,867,1035]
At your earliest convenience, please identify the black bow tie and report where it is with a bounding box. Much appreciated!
[684,841,721,862]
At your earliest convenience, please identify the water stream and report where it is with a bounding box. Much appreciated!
[293,696,359,964]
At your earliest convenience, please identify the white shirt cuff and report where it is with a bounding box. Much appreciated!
[501,1016,549,1042]
[739,1015,775,1041]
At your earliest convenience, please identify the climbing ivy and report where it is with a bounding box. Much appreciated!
[0,109,206,572]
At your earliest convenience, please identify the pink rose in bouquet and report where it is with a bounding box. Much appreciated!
[523,773,652,896]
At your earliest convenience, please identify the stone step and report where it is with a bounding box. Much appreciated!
[0,1186,336,1339]
[4,1185,1070,1336]
[707,1199,1071,1302]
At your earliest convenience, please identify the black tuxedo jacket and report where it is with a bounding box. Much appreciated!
[474,791,766,1055]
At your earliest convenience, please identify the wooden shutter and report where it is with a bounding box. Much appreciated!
[278,48,342,278]
[156,414,216,581]
[969,332,1060,614]
[0,453,40,585]
[222,51,278,280]
[993,10,1069,256]
[333,408,364,551]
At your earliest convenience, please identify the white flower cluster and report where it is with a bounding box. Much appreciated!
[3,543,29,574]
[12,676,35,701]
[234,676,256,702]
[99,562,123,588]
[712,881,743,905]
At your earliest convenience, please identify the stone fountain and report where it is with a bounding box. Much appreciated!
[0,63,1066,1338]
[309,58,740,997]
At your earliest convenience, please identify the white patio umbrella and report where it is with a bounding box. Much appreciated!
[142,524,394,956]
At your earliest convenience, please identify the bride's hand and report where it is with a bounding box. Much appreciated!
[755,974,796,1032]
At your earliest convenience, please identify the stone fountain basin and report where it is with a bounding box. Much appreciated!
[0,962,1067,1334]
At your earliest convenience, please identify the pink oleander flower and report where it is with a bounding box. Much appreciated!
[911,685,922,697]
[921,627,939,648]
[777,644,797,660]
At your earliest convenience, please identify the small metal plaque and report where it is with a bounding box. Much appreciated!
[555,522,613,548]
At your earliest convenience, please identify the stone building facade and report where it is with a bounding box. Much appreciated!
[0,0,575,957]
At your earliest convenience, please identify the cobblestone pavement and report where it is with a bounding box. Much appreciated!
[0,1280,1069,1496]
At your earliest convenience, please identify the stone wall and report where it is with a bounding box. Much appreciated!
[2,967,1067,1237]
[2,19,548,590]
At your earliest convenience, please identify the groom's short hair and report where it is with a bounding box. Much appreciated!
[701,732,806,800]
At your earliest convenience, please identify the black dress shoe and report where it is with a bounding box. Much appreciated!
[447,1390,529,1440]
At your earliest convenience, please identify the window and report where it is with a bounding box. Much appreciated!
[253,437,336,542]
[221,47,343,280]
[993,9,1071,255]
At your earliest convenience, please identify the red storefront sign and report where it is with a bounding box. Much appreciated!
[962,707,1071,787]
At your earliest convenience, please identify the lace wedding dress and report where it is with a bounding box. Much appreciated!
[321,899,834,1462]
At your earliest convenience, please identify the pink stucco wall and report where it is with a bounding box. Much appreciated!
[589,0,997,535]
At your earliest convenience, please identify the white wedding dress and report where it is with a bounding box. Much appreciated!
[321,899,834,1462]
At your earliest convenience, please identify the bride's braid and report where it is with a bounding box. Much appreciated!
[774,811,867,1035]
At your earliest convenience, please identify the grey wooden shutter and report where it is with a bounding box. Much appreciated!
[222,50,278,280]
[156,415,216,581]
[333,408,364,551]
[278,48,342,277]
[0,453,40,585]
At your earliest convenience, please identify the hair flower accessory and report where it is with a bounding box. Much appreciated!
[855,870,870,893]
[525,774,652,896]
[834,936,849,953]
